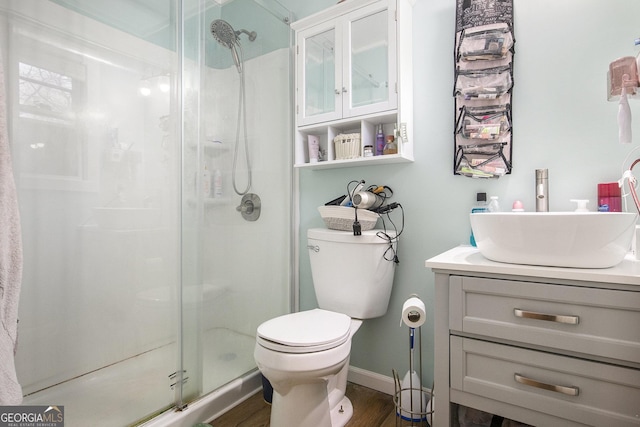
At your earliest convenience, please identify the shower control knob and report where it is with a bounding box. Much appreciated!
[236,200,254,214]
[236,193,261,222]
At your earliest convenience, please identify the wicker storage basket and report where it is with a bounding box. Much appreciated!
[334,133,361,160]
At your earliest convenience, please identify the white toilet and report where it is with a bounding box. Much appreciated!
[254,228,397,427]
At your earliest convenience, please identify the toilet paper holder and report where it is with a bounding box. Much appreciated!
[400,293,426,328]
[393,295,434,426]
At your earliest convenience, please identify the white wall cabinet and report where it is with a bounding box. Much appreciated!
[292,0,413,169]
[427,247,640,427]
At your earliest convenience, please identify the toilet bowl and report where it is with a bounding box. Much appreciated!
[254,309,362,427]
[254,228,397,427]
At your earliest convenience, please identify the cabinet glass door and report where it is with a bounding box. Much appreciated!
[344,2,397,118]
[302,27,338,123]
[350,9,388,108]
[296,0,398,128]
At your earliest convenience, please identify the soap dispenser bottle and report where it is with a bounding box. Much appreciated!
[488,196,501,212]
[470,192,488,247]
[570,199,589,212]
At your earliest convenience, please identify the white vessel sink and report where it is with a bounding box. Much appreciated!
[470,212,638,268]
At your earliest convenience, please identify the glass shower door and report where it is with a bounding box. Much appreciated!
[180,0,293,401]
[5,0,182,425]
[3,0,292,424]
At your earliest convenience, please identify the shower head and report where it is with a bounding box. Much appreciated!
[210,19,239,50]
[210,19,257,74]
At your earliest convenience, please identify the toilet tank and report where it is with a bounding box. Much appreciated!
[307,228,397,319]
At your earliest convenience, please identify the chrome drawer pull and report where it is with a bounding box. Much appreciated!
[514,373,579,396]
[513,308,579,325]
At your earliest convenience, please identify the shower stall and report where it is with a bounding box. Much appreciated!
[0,0,292,425]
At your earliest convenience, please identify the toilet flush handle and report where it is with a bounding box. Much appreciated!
[307,245,319,252]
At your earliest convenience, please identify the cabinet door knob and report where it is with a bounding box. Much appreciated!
[515,373,579,396]
[514,308,579,325]
[342,86,347,93]
[335,89,340,95]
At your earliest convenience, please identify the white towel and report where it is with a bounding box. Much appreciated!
[0,47,24,405]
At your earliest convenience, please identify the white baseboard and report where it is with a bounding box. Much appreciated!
[347,366,396,395]
[347,366,433,398]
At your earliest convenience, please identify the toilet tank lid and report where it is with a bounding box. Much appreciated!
[308,228,396,244]
[257,309,351,348]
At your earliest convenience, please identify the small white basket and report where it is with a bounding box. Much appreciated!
[318,206,379,231]
[334,133,361,160]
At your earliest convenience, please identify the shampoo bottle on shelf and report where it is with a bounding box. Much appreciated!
[202,165,211,198]
[470,192,488,247]
[213,169,223,198]
[375,124,385,156]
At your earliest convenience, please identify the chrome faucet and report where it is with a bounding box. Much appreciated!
[535,169,549,212]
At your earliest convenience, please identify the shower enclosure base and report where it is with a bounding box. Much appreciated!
[141,370,261,427]
[22,328,257,426]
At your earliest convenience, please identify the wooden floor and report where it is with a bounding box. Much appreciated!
[208,382,422,427]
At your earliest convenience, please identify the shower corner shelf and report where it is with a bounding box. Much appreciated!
[203,139,229,151]
[187,197,229,207]
[187,140,230,152]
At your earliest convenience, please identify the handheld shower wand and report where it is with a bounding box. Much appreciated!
[209,19,258,196]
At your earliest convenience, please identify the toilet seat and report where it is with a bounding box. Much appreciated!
[257,309,352,354]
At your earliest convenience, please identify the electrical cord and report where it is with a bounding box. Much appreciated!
[627,158,640,213]
[620,147,640,213]
[346,180,366,235]
[346,180,365,202]
[376,203,404,264]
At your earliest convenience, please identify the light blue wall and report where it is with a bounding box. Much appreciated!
[280,1,332,21]
[295,0,640,389]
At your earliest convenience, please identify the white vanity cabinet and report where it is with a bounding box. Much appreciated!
[426,247,640,427]
[291,0,413,169]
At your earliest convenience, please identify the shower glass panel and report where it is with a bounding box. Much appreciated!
[2,0,181,424]
[1,0,291,424]
[189,0,293,398]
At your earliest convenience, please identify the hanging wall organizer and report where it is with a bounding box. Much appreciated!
[453,0,514,178]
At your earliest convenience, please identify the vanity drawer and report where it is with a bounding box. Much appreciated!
[451,336,640,426]
[449,276,640,364]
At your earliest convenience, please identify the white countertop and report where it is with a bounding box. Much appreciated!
[426,246,640,286]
